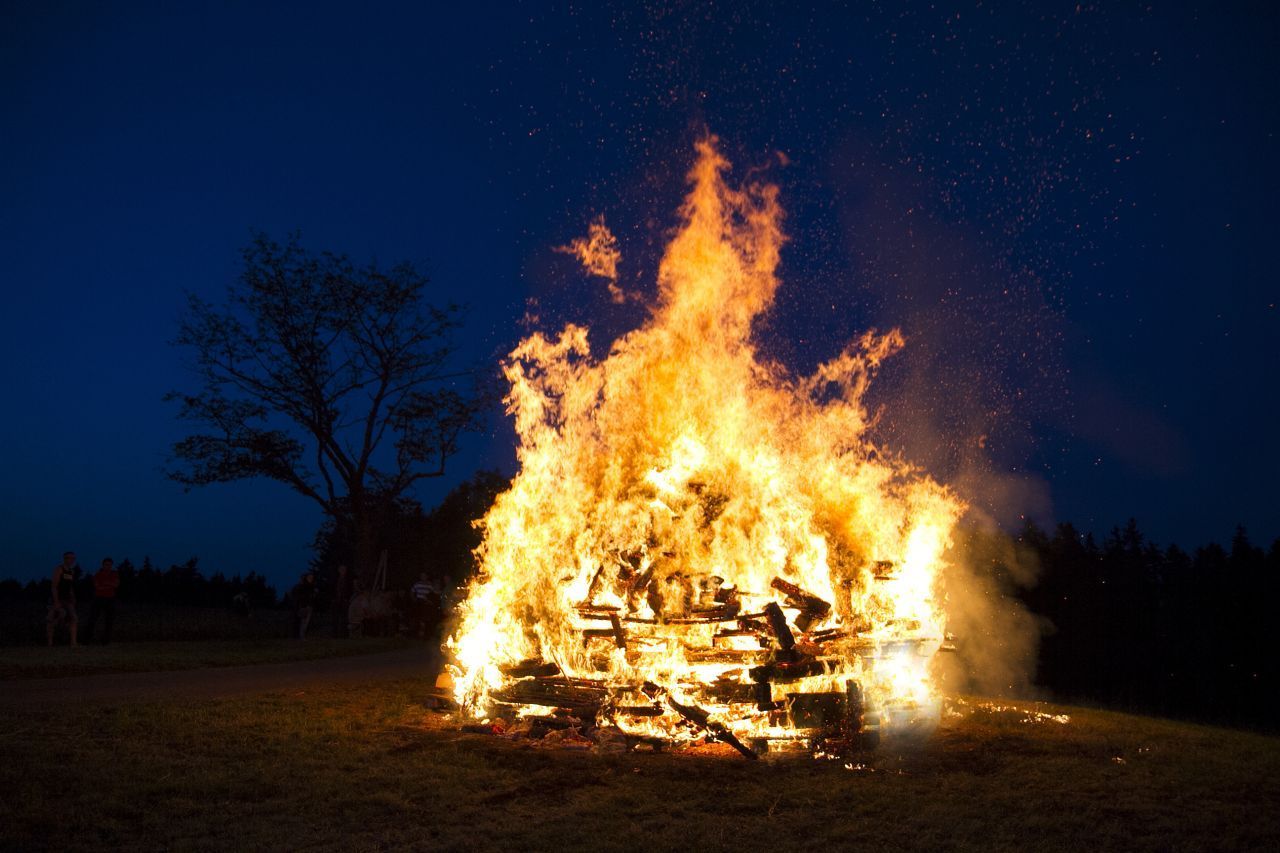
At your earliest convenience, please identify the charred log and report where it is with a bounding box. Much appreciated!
[786,692,845,730]
[576,604,620,620]
[664,602,743,624]
[703,681,757,704]
[490,678,608,715]
[500,659,561,678]
[608,613,627,648]
[762,601,796,651]
[753,680,776,711]
[585,564,607,601]
[770,576,832,631]
[750,655,838,684]
[611,705,665,717]
[667,697,758,760]
[683,648,766,664]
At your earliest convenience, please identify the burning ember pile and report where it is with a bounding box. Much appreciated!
[443,137,965,758]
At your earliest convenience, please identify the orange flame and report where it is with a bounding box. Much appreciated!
[449,136,964,748]
[556,215,626,303]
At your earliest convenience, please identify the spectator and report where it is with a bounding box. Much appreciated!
[346,577,367,638]
[292,572,317,639]
[46,551,79,647]
[83,557,120,644]
[410,572,441,639]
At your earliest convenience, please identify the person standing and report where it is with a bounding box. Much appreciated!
[83,557,120,644]
[46,551,79,647]
[410,572,441,639]
[292,572,317,639]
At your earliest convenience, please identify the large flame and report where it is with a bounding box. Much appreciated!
[448,136,964,750]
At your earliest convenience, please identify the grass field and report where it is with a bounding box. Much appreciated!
[0,600,300,646]
[0,637,411,680]
[1,678,1277,852]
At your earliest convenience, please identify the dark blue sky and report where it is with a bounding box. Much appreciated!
[3,1,1276,587]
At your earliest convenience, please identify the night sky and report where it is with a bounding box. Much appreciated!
[3,1,1276,588]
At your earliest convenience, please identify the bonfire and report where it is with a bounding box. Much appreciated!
[443,136,965,758]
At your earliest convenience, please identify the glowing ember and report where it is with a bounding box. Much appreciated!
[447,136,965,755]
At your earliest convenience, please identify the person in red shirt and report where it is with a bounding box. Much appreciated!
[84,557,120,645]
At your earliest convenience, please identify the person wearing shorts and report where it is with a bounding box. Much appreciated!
[47,551,79,647]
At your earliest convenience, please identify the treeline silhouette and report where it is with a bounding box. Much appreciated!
[0,557,278,609]
[3,479,1276,730]
[1009,519,1279,730]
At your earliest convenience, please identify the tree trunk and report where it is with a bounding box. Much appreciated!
[352,504,379,588]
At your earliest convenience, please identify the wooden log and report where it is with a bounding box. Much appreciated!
[750,655,840,684]
[500,659,561,678]
[713,628,765,650]
[488,707,584,730]
[664,607,743,624]
[770,577,832,631]
[714,583,738,605]
[770,577,832,616]
[667,697,758,760]
[703,681,757,704]
[608,613,627,649]
[612,705,665,717]
[576,604,619,620]
[684,648,765,664]
[786,692,846,730]
[629,564,656,596]
[763,602,796,651]
[845,679,864,719]
[699,599,742,618]
[714,627,758,638]
[585,564,607,600]
[490,678,607,714]
[754,680,776,711]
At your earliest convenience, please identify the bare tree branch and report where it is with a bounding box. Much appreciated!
[165,232,485,577]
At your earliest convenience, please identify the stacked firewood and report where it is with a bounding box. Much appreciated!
[437,565,935,759]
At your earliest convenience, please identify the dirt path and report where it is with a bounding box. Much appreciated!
[0,647,439,708]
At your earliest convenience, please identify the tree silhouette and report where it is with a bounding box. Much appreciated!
[166,233,482,581]
[310,468,510,593]
[1008,519,1279,729]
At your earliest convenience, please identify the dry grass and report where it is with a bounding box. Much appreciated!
[1,683,1277,852]
[0,601,299,646]
[0,638,410,680]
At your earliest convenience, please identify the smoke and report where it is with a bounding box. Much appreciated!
[937,513,1044,699]
[816,140,1065,701]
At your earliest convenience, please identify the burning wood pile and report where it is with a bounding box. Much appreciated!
[446,569,940,759]
[442,136,965,759]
